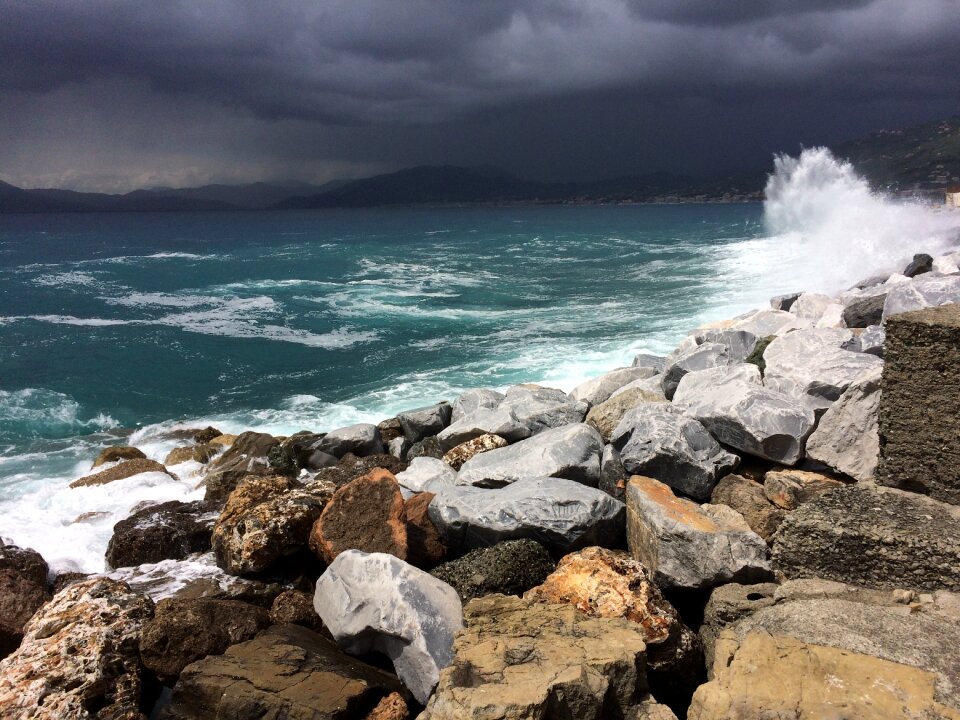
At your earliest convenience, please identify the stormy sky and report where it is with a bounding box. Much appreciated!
[1,0,959,192]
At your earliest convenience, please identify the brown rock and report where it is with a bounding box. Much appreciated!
[92,445,146,467]
[70,457,175,488]
[269,590,326,633]
[165,444,217,466]
[106,499,217,569]
[586,388,667,442]
[763,468,845,510]
[203,431,281,503]
[365,692,409,720]
[208,433,237,448]
[710,474,785,542]
[309,469,408,564]
[192,426,223,444]
[404,492,446,569]
[377,417,405,444]
[0,545,50,659]
[441,433,508,471]
[310,453,407,488]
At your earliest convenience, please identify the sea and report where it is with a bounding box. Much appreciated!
[2,148,959,574]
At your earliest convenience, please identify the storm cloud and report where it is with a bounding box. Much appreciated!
[1,0,958,191]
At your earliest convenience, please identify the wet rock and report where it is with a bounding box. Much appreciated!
[0,545,50,659]
[772,483,960,591]
[92,445,146,467]
[600,443,629,502]
[883,273,960,318]
[698,582,778,671]
[395,457,457,494]
[269,589,326,632]
[309,469,407,564]
[429,476,626,556]
[208,433,237,448]
[192,426,222,444]
[762,468,845,510]
[404,492,446,569]
[430,539,555,601]
[106,499,217,569]
[612,404,739,500]
[441,433,507,471]
[315,423,384,458]
[569,366,659,406]
[314,550,464,704]
[397,402,452,443]
[586,387,668,442]
[437,406,531,450]
[498,384,588,435]
[456,423,603,488]
[710,474,784,543]
[50,571,87,595]
[164,624,409,720]
[0,577,153,719]
[842,292,886,327]
[164,444,217,466]
[419,593,652,720]
[139,597,270,683]
[70,457,175,488]
[203,431,280,504]
[450,388,504,423]
[310,452,407,488]
[626,476,772,591]
[904,252,934,277]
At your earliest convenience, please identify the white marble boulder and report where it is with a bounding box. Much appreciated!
[313,550,464,704]
[396,456,459,494]
[883,273,960,319]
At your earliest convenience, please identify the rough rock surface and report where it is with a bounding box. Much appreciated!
[315,423,384,458]
[164,624,409,720]
[164,444,217,466]
[311,453,407,488]
[395,457,458,494]
[805,365,881,481]
[770,292,801,312]
[586,387,667,442]
[92,445,146,467]
[612,404,739,500]
[710,474,784,542]
[418,593,653,720]
[314,551,464,704]
[569,366,659,406]
[0,577,153,720]
[698,582,778,670]
[450,388,504,423]
[600,443,629,502]
[212,475,333,575]
[456,423,603,488]
[436,407,531,450]
[406,436,446,461]
[883,273,960,319]
[859,323,885,355]
[397,402,452,443]
[762,468,844,510]
[878,304,960,503]
[843,292,886,327]
[672,363,761,399]
[772,483,960,591]
[269,589,326,633]
[626,476,772,590]
[661,334,755,399]
[904,252,935,277]
[429,476,626,556]
[731,309,810,337]
[203,431,280,503]
[0,545,50,658]
[106,499,217,569]
[498,384,588,434]
[610,374,668,402]
[430,539,555,601]
[70,457,175,488]
[404,492,447,569]
[632,353,666,372]
[139,597,270,683]
[525,547,702,697]
[441,433,507,471]
[791,292,834,322]
[310,469,408,564]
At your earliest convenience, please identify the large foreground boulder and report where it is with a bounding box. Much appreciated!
[430,539,556,601]
[313,551,463,704]
[773,483,960,591]
[883,273,960,318]
[0,578,153,719]
[428,477,626,556]
[106,499,218,569]
[0,545,50,659]
[626,476,772,590]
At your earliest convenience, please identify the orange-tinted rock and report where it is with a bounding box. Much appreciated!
[404,492,446,569]
[309,469,408,564]
[92,445,146,468]
[763,469,845,510]
[365,691,410,720]
[70,458,175,488]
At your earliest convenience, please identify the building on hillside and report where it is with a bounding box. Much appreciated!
[946,186,960,208]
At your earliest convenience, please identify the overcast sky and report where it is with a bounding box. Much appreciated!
[1,0,958,192]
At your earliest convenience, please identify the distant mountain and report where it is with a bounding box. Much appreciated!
[141,180,346,210]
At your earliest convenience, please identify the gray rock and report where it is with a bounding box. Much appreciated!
[770,292,801,311]
[428,476,626,555]
[790,292,834,322]
[699,582,778,671]
[430,539,555,601]
[731,309,811,336]
[499,384,588,434]
[672,363,761,399]
[903,252,934,277]
[883,273,960,318]
[805,366,881,481]
[763,328,882,412]
[387,435,410,459]
[450,388,504,423]
[626,476,773,591]
[632,353,666,372]
[456,423,603,488]
[772,483,960,591]
[933,251,960,274]
[437,406,531,451]
[314,423,384,458]
[569,366,659,406]
[600,444,629,502]
[675,377,815,466]
[397,402,452,443]
[612,404,739,500]
[859,324,885,356]
[609,373,667,401]
[843,292,886,327]
[396,456,458,494]
[587,386,668,442]
[313,550,463,704]
[406,435,445,461]
[661,338,750,400]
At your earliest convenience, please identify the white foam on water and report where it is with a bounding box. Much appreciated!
[0,315,132,327]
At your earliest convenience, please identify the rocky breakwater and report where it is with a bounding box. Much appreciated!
[2,249,960,718]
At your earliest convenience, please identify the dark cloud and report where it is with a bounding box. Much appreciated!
[0,0,958,190]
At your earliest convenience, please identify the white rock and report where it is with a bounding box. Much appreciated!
[396,457,458,494]
[450,388,504,423]
[569,366,658,406]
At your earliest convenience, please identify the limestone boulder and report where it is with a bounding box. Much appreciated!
[790,292,833,322]
[498,384,588,434]
[612,404,739,500]
[314,551,464,704]
[397,402,452,443]
[70,457,175,488]
[429,476,626,556]
[569,366,659,406]
[661,331,757,399]
[883,273,960,318]
[586,387,667,442]
[710,474,784,542]
[395,457,458,494]
[456,423,603,488]
[610,373,667,401]
[770,292,801,311]
[437,406,531,451]
[762,468,845,510]
[0,545,50,659]
[92,445,146,467]
[430,539,555,601]
[314,423,384,458]
[441,433,507,470]
[626,476,773,590]
[203,431,280,503]
[106,499,217,569]
[859,323,885,355]
[731,309,811,337]
[672,362,761,398]
[632,353,666,372]
[450,388,504,423]
[0,577,153,719]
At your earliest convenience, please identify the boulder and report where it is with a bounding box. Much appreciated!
[498,384,588,434]
[770,292,801,312]
[859,323,885,355]
[192,426,222,444]
[280,431,329,468]
[610,373,667,401]
[661,333,756,400]
[709,474,784,542]
[762,468,845,510]
[441,433,507,470]
[456,423,603,488]
[269,589,326,633]
[203,431,280,503]
[106,499,217,569]
[367,693,409,720]
[814,302,846,328]
[70,457,175,488]
[212,475,333,575]
[904,252,934,277]
[805,365,881,481]
[314,423,384,458]
[314,550,464,704]
[430,539,555,601]
[773,483,960,591]
[436,407,530,451]
[790,292,833,322]
[763,328,882,412]
[92,445,146,467]
[933,251,960,274]
[311,453,407,488]
[404,492,447,569]
[377,417,404,445]
[586,387,667,442]
[883,273,960,319]
[626,476,773,591]
[397,402,452,443]
[632,353,666,372]
[600,443,629,502]
[138,597,270,683]
[208,433,237,448]
[418,593,655,720]
[525,547,703,699]
[387,436,410,460]
[731,309,811,337]
[0,577,153,719]
[569,366,659,406]
[673,362,761,398]
[164,444,217,466]
[395,456,458,494]
[612,404,739,500]
[843,292,886,327]
[698,582,778,670]
[405,436,446,460]
[429,477,626,556]
[450,388,504,423]
[164,624,409,720]
[0,545,50,658]
[309,469,408,564]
